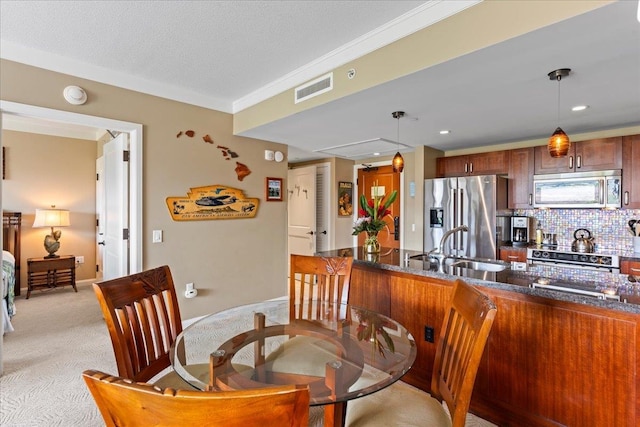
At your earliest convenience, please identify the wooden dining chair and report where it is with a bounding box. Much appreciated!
[83,369,310,427]
[345,279,497,427]
[92,265,208,389]
[289,254,354,321]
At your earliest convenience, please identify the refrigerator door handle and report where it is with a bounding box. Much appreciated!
[457,188,465,254]
[450,188,458,253]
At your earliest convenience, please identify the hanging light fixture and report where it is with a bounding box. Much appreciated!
[391,111,405,173]
[547,68,571,158]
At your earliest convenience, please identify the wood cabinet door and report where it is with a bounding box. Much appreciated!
[469,150,509,176]
[535,137,623,174]
[622,135,640,209]
[534,144,575,174]
[574,136,622,171]
[436,155,469,177]
[508,147,534,208]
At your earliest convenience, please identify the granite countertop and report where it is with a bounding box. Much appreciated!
[316,247,640,315]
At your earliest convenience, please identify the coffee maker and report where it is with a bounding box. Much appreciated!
[511,216,535,247]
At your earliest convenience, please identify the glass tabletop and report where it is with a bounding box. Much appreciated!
[171,300,416,406]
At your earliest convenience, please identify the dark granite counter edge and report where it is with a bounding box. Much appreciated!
[316,248,640,315]
[357,259,640,314]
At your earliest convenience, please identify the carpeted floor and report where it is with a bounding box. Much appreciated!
[1,283,496,427]
[1,283,115,426]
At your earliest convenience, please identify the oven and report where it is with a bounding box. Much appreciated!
[526,247,621,300]
[526,247,619,273]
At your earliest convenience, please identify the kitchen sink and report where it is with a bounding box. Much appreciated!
[408,254,509,273]
[445,258,509,272]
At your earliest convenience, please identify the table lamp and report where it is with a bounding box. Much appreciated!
[33,206,70,258]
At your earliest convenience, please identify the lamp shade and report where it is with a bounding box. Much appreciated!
[392,152,405,173]
[548,127,571,158]
[33,208,71,228]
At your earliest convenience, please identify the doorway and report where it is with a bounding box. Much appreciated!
[355,163,402,249]
[0,101,143,275]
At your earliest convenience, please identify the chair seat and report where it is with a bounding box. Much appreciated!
[345,381,452,427]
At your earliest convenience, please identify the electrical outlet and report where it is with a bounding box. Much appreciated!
[75,256,84,264]
[424,326,435,343]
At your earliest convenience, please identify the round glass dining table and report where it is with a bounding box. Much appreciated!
[171,299,416,427]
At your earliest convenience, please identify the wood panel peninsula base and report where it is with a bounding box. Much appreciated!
[27,255,77,299]
[317,248,640,427]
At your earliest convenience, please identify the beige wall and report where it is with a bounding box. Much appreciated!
[2,130,97,285]
[1,59,288,319]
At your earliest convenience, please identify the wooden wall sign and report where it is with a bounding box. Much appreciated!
[166,185,259,221]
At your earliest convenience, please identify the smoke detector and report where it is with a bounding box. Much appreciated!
[63,86,87,105]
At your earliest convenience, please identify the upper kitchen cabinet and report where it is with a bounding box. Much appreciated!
[622,134,640,209]
[508,147,534,209]
[534,136,623,174]
[437,150,509,177]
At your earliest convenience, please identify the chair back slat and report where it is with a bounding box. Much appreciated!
[93,266,181,382]
[289,255,353,321]
[431,279,497,427]
[83,369,310,427]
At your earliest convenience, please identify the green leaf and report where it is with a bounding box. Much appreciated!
[382,190,398,209]
[380,328,395,353]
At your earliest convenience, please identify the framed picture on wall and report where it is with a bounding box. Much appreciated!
[338,181,353,216]
[266,177,283,201]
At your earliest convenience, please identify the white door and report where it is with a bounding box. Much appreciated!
[102,133,129,279]
[95,156,105,280]
[315,164,330,252]
[288,166,316,257]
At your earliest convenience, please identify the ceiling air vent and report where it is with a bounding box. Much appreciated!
[294,73,333,104]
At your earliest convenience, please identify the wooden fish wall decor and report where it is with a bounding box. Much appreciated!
[166,185,259,221]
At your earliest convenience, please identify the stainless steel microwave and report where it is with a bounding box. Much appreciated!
[533,170,622,209]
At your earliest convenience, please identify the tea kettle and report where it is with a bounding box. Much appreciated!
[571,228,595,253]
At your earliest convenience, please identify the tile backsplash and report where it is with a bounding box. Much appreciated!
[514,208,640,254]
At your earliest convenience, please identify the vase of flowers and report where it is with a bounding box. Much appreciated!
[363,231,380,253]
[352,184,397,254]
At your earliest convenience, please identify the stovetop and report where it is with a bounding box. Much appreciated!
[526,247,620,270]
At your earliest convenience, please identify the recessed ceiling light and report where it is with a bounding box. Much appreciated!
[439,130,450,135]
[571,105,589,112]
[373,152,380,156]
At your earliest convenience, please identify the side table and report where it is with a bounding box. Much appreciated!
[27,255,77,299]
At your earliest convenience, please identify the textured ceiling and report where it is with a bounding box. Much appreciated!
[0,0,427,111]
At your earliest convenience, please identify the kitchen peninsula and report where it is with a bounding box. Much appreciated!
[318,247,640,427]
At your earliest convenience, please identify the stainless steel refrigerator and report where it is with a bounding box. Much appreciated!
[424,175,511,260]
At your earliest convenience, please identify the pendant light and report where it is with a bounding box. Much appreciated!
[547,68,571,158]
[391,111,405,173]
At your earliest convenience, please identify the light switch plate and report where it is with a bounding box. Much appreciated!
[152,230,163,243]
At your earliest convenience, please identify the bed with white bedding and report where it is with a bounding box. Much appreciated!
[3,211,20,334]
[3,250,15,333]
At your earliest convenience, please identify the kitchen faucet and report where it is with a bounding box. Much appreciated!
[428,225,469,272]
